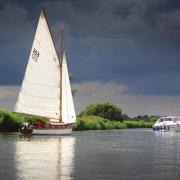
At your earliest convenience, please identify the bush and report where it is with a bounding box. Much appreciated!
[0,108,155,132]
[0,110,23,131]
[73,116,128,131]
[79,102,124,122]
[0,109,47,132]
[124,120,153,128]
[21,114,47,123]
[73,115,154,131]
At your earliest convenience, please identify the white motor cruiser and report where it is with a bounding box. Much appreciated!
[153,116,180,132]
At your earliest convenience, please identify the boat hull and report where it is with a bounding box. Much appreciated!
[20,127,33,135]
[31,128,72,135]
[152,116,180,132]
[20,121,73,135]
[153,124,180,132]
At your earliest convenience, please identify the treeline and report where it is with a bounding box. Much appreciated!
[0,103,158,132]
[75,103,157,130]
[73,116,154,131]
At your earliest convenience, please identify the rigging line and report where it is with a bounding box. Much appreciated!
[20,90,59,101]
[24,79,60,88]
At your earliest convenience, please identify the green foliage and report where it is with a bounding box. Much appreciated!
[73,116,127,131]
[124,120,154,128]
[0,109,47,132]
[20,114,47,123]
[0,107,156,132]
[69,73,76,97]
[79,102,123,122]
[145,116,159,123]
[133,115,159,122]
[0,110,23,131]
[73,116,154,131]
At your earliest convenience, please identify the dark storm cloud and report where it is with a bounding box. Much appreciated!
[0,2,34,84]
[45,0,180,38]
[0,0,180,95]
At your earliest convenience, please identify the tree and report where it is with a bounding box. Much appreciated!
[79,102,124,122]
[69,73,76,97]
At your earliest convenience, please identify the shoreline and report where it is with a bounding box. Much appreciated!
[0,109,154,132]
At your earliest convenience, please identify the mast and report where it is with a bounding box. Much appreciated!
[59,26,64,123]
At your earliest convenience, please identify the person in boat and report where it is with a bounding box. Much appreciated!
[22,122,32,130]
[20,121,33,134]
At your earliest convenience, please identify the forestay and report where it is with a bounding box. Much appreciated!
[15,9,61,119]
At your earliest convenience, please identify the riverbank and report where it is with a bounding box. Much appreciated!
[0,109,155,132]
[0,109,47,132]
[73,116,154,131]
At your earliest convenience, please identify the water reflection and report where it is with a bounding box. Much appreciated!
[15,136,75,180]
[0,133,18,180]
[2,130,180,180]
[152,132,180,178]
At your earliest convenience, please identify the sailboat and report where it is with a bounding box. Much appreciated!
[15,7,76,135]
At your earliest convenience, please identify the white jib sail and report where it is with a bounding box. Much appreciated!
[15,9,61,119]
[62,52,76,124]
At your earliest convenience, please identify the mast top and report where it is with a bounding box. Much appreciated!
[60,25,65,67]
[61,25,64,52]
[40,5,45,14]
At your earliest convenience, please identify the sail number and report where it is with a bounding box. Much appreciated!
[32,48,40,62]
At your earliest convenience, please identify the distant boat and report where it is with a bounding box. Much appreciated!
[153,116,180,132]
[15,7,76,135]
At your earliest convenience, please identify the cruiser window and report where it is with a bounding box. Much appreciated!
[164,118,172,121]
[173,118,179,121]
[159,118,163,122]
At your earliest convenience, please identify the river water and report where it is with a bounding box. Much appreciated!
[0,129,180,180]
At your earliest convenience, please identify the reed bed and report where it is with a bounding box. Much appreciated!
[0,109,47,132]
[0,109,154,132]
[73,116,154,131]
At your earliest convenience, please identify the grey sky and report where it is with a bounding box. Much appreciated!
[0,0,180,116]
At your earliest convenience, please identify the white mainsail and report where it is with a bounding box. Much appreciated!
[15,9,75,123]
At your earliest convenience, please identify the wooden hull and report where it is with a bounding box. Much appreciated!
[20,127,72,135]
[20,121,73,135]
[20,127,33,135]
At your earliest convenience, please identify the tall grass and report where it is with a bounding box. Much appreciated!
[73,116,154,131]
[124,120,153,128]
[0,109,47,132]
[73,116,127,131]
[0,109,154,132]
[0,109,23,132]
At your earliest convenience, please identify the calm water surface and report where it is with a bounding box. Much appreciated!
[0,129,180,180]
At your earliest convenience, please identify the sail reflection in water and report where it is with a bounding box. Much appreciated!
[15,137,75,180]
